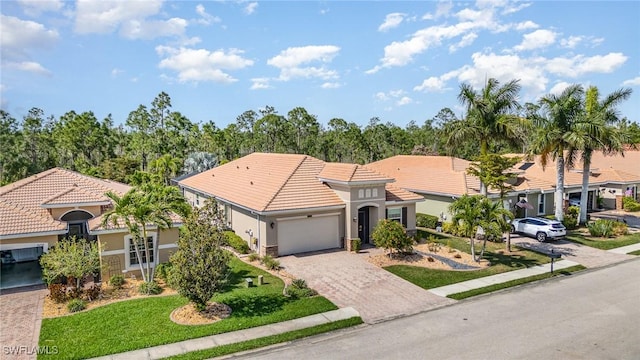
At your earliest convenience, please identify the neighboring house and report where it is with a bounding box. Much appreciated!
[177,153,423,257]
[367,151,640,222]
[0,168,180,289]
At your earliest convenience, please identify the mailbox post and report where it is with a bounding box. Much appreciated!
[549,249,562,273]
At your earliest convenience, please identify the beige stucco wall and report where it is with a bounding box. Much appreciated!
[416,194,454,220]
[0,234,59,252]
[51,205,102,220]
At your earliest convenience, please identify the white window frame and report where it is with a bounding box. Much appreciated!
[387,207,402,223]
[372,188,378,198]
[358,189,364,199]
[124,232,157,270]
[537,193,545,215]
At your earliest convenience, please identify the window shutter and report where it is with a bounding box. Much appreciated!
[385,208,389,219]
[401,207,408,228]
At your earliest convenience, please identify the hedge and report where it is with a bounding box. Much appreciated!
[416,213,439,229]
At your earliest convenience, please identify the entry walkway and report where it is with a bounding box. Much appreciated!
[90,307,359,360]
[428,259,581,297]
[0,285,47,360]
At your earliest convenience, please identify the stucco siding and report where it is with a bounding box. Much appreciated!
[416,194,453,220]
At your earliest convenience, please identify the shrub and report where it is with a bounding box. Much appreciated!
[138,281,162,295]
[350,238,362,252]
[82,284,102,301]
[588,219,628,238]
[291,278,308,289]
[563,206,580,230]
[285,278,317,299]
[623,196,640,212]
[48,283,67,303]
[224,231,251,254]
[372,219,413,255]
[416,213,439,228]
[261,255,280,270]
[109,275,125,289]
[247,253,261,262]
[67,298,87,313]
[154,262,173,280]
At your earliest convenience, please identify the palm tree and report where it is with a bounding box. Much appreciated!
[149,154,180,185]
[182,152,218,174]
[449,195,512,262]
[571,86,632,224]
[529,85,585,221]
[446,78,524,194]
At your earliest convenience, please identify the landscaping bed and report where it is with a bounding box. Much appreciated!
[38,257,338,359]
[566,230,640,250]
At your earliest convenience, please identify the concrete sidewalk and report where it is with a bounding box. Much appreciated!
[608,242,640,254]
[90,307,359,360]
[428,260,581,297]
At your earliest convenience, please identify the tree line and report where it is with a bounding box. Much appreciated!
[1,83,638,187]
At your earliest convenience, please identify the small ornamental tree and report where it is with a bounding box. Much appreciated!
[372,219,413,257]
[40,237,100,289]
[169,199,230,311]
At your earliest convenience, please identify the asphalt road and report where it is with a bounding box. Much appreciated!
[229,258,640,360]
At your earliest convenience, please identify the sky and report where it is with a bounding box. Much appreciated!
[1,0,639,129]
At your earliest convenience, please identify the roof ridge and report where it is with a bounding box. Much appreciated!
[348,164,358,182]
[262,154,309,211]
[0,167,59,197]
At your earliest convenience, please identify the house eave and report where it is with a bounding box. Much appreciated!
[0,229,67,240]
[41,201,111,209]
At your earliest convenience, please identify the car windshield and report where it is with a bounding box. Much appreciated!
[551,223,565,229]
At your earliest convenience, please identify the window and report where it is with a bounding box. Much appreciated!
[127,235,154,267]
[196,194,200,206]
[224,204,232,227]
[372,188,378,197]
[365,189,371,198]
[358,189,364,199]
[387,208,402,223]
[537,193,545,215]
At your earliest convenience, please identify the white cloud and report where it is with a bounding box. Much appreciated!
[195,4,221,25]
[378,13,405,32]
[244,2,258,15]
[18,0,63,16]
[560,35,583,49]
[514,29,557,51]
[251,78,271,90]
[545,52,628,77]
[111,68,124,77]
[548,81,572,95]
[1,15,59,60]
[321,82,342,89]
[515,20,538,31]
[267,45,340,81]
[501,1,531,15]
[120,17,187,39]
[414,76,446,92]
[423,1,453,20]
[375,92,389,101]
[5,61,51,76]
[156,46,254,83]
[396,96,413,106]
[622,76,640,86]
[449,32,478,52]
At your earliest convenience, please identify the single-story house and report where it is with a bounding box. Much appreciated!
[177,153,423,257]
[0,168,180,289]
[366,150,640,221]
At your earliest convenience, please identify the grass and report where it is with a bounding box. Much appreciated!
[565,231,640,250]
[164,317,363,360]
[386,230,551,290]
[447,265,587,300]
[39,258,337,360]
[628,249,640,256]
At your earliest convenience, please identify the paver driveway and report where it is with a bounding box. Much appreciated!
[0,285,47,360]
[511,235,633,268]
[278,248,455,324]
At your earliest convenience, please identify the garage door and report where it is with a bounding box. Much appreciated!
[277,214,340,256]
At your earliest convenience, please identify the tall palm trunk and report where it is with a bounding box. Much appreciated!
[579,151,592,225]
[555,156,565,221]
[132,235,147,282]
[142,227,152,282]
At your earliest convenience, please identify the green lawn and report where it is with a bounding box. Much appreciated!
[165,317,363,360]
[565,232,640,250]
[386,230,551,290]
[39,258,337,360]
[629,249,640,256]
[447,265,587,300]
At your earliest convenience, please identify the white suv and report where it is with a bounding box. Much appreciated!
[511,217,567,242]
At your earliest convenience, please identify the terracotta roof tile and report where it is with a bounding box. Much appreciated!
[0,198,66,237]
[318,163,393,183]
[385,184,424,202]
[89,212,183,232]
[0,168,131,237]
[179,153,345,212]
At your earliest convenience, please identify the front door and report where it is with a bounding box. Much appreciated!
[358,208,370,243]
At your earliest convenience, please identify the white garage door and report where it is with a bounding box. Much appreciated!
[277,214,340,256]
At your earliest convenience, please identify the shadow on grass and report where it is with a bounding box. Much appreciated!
[484,251,542,269]
[223,269,252,290]
[224,293,288,317]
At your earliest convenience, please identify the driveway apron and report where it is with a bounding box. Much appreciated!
[511,235,633,268]
[0,285,47,360]
[278,249,455,324]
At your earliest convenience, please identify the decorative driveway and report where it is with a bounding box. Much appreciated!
[0,285,47,360]
[278,248,455,324]
[511,235,634,268]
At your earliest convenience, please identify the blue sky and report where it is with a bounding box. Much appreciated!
[2,0,639,128]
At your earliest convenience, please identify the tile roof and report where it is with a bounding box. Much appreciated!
[318,163,393,183]
[0,198,67,237]
[179,153,346,213]
[385,184,424,202]
[0,168,131,237]
[88,212,183,233]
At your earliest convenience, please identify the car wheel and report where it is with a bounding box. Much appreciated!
[510,225,516,234]
[536,232,547,242]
